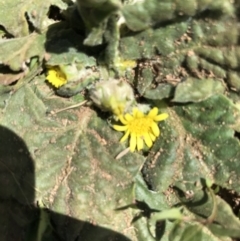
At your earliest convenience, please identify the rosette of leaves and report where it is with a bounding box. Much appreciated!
[1,0,240,241]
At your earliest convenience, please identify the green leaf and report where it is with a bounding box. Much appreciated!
[45,26,96,66]
[173,78,224,103]
[76,0,121,46]
[120,21,189,59]
[0,33,45,71]
[143,95,240,192]
[0,0,67,37]
[150,208,183,222]
[0,83,145,241]
[1,0,240,240]
[122,0,234,32]
[179,225,202,241]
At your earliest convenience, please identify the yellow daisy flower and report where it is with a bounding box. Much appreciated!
[46,66,67,88]
[113,107,168,152]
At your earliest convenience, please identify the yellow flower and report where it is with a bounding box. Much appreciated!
[46,66,67,88]
[113,107,168,152]
[115,59,137,72]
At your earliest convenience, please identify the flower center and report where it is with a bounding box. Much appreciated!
[128,117,152,135]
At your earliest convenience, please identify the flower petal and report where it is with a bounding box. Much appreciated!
[46,66,67,88]
[113,104,124,116]
[113,124,128,131]
[118,115,128,125]
[125,113,134,121]
[132,108,139,117]
[143,133,153,148]
[130,132,137,152]
[137,136,144,151]
[149,132,156,141]
[148,107,158,118]
[136,110,144,118]
[154,113,169,122]
[120,130,130,142]
[151,122,160,136]
[47,69,55,76]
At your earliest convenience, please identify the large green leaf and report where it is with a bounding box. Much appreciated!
[122,0,234,31]
[142,95,240,192]
[0,0,67,37]
[0,83,144,241]
[0,34,45,71]
[173,78,224,103]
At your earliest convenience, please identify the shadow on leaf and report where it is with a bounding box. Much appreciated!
[0,125,131,241]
